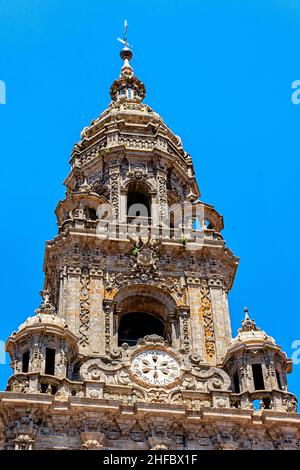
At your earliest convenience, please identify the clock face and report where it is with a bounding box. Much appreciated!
[131,350,180,387]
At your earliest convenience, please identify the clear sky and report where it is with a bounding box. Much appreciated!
[0,0,299,397]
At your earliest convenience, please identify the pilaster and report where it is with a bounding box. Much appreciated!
[209,283,232,364]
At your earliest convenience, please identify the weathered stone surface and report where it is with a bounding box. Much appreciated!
[1,41,298,450]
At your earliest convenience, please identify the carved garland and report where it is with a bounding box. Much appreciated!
[157,174,168,225]
[182,318,190,353]
[79,268,90,347]
[110,170,119,220]
[103,300,114,355]
[199,280,215,359]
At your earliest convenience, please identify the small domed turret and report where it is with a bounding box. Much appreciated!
[223,307,296,413]
[5,290,79,396]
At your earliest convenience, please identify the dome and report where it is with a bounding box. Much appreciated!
[14,290,68,335]
[6,290,78,353]
[68,42,200,203]
[230,307,276,350]
[17,313,67,332]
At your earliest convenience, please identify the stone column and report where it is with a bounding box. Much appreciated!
[89,267,104,354]
[60,266,81,338]
[120,189,127,223]
[119,189,128,239]
[29,335,41,374]
[169,313,180,350]
[187,283,205,357]
[262,351,278,390]
[151,196,160,238]
[56,342,68,379]
[209,281,232,364]
[238,356,253,393]
[58,267,65,316]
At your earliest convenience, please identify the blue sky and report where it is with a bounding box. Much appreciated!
[0,0,299,397]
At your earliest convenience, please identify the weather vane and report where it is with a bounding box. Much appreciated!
[117,19,132,48]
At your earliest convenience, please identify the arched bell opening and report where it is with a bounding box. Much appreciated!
[127,181,152,223]
[113,286,177,348]
[118,312,165,347]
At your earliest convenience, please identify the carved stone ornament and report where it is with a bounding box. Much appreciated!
[105,270,185,301]
[9,376,29,394]
[13,434,35,450]
[130,235,160,274]
[199,280,215,358]
[79,267,90,347]
[181,356,231,393]
[105,236,186,300]
[80,356,130,386]
[110,168,120,219]
[2,40,299,452]
[81,432,104,450]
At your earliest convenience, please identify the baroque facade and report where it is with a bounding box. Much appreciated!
[1,41,299,451]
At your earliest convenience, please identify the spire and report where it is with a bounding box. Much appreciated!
[110,20,146,102]
[117,19,134,76]
[238,306,260,333]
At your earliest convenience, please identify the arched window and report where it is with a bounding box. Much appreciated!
[22,351,30,373]
[72,361,81,381]
[127,181,151,219]
[114,287,175,348]
[118,312,165,346]
[45,348,55,376]
[192,217,202,231]
[88,208,97,220]
[205,219,213,229]
[233,371,240,393]
[276,369,282,390]
[252,364,265,390]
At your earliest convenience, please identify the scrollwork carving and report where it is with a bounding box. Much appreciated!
[181,365,231,392]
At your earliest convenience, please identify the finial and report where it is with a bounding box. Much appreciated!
[124,19,128,46]
[41,289,50,304]
[239,305,260,333]
[110,21,146,102]
[79,176,91,193]
[35,289,56,316]
[117,19,133,63]
[244,306,250,321]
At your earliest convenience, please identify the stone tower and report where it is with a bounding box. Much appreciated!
[1,39,299,451]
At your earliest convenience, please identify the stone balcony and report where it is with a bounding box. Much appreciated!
[6,372,298,415]
[230,389,298,413]
[59,215,224,246]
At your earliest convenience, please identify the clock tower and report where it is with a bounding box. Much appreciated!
[1,35,299,451]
